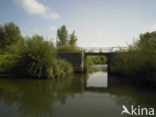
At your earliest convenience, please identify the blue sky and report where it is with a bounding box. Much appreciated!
[0,0,156,47]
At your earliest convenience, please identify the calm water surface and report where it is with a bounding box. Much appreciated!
[0,64,156,117]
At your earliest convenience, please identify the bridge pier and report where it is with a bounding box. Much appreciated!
[58,52,86,72]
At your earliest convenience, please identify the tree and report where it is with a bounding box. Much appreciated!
[0,25,6,49]
[69,31,77,46]
[138,31,156,50]
[56,25,78,48]
[0,22,22,50]
[56,25,68,47]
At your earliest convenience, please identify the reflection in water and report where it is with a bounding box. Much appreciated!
[87,65,108,88]
[0,64,156,117]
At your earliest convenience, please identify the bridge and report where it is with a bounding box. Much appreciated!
[58,47,127,73]
[81,47,127,53]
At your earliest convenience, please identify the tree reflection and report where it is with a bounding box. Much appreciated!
[0,76,82,117]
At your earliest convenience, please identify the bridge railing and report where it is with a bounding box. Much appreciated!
[80,47,128,53]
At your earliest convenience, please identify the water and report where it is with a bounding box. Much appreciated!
[0,64,156,117]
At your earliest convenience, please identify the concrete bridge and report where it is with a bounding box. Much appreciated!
[58,47,127,73]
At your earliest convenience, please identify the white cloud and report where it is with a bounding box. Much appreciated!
[49,25,57,31]
[49,13,60,19]
[14,0,60,19]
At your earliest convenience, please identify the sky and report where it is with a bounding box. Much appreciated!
[1,0,156,47]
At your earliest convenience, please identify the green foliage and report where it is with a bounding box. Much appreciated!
[0,55,17,73]
[12,35,73,78]
[53,59,73,78]
[112,31,156,86]
[56,45,81,53]
[0,22,22,50]
[14,35,55,78]
[0,22,75,78]
[69,31,78,46]
[56,25,78,48]
[0,54,8,65]
[140,31,156,42]
[4,39,24,55]
[56,25,68,47]
[87,56,107,66]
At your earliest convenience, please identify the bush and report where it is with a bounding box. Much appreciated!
[112,32,156,86]
[0,55,16,73]
[13,35,73,78]
[53,59,73,78]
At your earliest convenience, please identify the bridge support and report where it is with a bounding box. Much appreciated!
[58,52,86,72]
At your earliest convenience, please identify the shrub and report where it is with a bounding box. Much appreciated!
[53,59,73,78]
[0,55,16,73]
[13,35,73,78]
[112,32,156,86]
